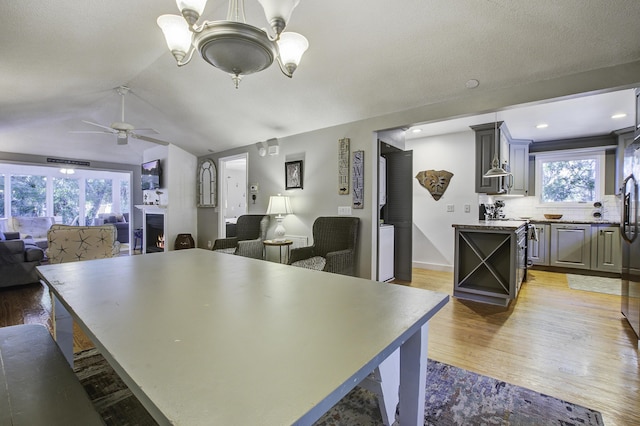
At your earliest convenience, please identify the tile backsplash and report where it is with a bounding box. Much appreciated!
[483,194,621,223]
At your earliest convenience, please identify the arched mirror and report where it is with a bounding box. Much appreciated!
[197,158,217,207]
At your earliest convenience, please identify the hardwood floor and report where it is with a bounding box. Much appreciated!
[401,268,639,426]
[1,269,638,425]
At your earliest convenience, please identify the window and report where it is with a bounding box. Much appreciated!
[535,150,604,204]
[11,175,46,216]
[53,177,80,225]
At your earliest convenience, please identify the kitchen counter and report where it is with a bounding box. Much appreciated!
[529,219,619,225]
[452,220,527,231]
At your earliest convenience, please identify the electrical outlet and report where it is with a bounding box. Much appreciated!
[207,240,212,249]
[464,204,471,213]
[338,206,352,215]
[447,204,454,212]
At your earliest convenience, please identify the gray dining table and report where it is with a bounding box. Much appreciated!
[37,248,449,425]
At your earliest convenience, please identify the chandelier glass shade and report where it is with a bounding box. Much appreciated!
[157,0,309,88]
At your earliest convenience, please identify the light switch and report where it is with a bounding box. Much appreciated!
[447,204,454,212]
[338,206,352,215]
[464,204,471,213]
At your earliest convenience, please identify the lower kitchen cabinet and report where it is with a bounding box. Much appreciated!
[591,224,621,273]
[529,224,550,266]
[549,224,592,269]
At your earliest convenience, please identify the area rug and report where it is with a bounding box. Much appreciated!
[567,273,621,296]
[73,349,603,425]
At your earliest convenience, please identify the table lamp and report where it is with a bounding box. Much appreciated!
[266,194,293,241]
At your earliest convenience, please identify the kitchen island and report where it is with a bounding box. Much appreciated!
[453,220,528,306]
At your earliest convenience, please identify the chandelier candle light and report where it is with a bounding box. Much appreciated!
[266,194,293,241]
[157,0,309,88]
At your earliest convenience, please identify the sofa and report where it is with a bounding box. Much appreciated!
[46,224,120,264]
[0,216,55,250]
[93,212,129,243]
[0,231,45,288]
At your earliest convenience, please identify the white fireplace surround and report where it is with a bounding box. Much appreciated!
[136,205,167,254]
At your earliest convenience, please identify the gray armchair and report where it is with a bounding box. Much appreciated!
[0,231,45,288]
[213,215,269,259]
[288,216,360,276]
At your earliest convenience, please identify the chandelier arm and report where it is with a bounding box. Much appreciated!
[275,55,294,78]
[176,46,197,67]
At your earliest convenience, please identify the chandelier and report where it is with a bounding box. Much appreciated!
[157,0,309,88]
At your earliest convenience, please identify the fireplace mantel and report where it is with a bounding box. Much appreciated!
[135,204,167,214]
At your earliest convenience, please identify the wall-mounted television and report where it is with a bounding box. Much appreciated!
[141,159,162,190]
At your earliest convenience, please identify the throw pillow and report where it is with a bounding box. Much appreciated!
[107,216,117,224]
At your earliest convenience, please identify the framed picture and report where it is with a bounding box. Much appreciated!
[285,160,303,189]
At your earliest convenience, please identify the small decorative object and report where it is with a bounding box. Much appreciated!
[338,138,350,194]
[285,160,303,190]
[352,150,364,209]
[174,233,195,250]
[415,170,454,201]
[197,158,217,207]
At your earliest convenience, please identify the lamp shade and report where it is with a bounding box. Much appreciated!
[266,194,293,216]
[257,0,300,31]
[157,14,192,55]
[176,0,208,15]
[277,32,308,72]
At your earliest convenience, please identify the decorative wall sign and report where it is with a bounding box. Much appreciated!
[285,160,304,189]
[338,138,350,194]
[352,150,364,209]
[415,169,454,200]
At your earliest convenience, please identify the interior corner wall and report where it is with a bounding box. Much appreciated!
[407,131,478,271]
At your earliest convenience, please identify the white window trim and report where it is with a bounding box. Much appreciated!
[534,148,605,207]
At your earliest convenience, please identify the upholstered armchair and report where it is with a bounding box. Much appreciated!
[0,231,45,287]
[46,224,120,264]
[212,215,269,259]
[288,216,360,276]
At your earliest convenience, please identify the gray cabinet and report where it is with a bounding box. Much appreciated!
[549,224,592,269]
[529,223,550,266]
[591,224,621,273]
[472,121,505,194]
[508,140,530,196]
[453,224,526,306]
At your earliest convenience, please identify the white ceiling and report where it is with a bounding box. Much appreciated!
[0,1,639,165]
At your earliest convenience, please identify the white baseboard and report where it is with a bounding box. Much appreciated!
[412,261,453,273]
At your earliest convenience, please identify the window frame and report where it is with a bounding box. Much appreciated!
[535,148,605,207]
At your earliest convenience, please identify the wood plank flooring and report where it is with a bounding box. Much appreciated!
[1,269,638,425]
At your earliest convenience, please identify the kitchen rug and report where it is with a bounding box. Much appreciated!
[567,273,621,296]
[74,350,603,425]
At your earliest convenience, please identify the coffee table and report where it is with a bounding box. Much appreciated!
[38,249,448,425]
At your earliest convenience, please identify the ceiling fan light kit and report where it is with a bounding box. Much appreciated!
[157,0,309,88]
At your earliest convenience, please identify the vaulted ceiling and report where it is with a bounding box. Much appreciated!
[1,1,639,164]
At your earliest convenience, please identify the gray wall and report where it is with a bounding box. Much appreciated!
[198,60,640,279]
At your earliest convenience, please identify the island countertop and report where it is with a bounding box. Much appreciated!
[452,220,528,231]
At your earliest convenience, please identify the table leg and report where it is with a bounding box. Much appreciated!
[398,323,429,425]
[51,291,74,366]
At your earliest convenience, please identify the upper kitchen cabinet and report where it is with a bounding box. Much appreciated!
[472,121,506,194]
[472,121,530,195]
[508,139,531,196]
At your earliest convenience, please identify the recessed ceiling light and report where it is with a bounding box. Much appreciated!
[465,79,480,89]
[611,113,627,119]
[536,123,549,129]
[411,128,423,134]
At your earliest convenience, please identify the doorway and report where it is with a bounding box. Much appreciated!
[218,153,248,238]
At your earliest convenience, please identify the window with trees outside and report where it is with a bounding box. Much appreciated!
[535,149,604,204]
[1,164,131,226]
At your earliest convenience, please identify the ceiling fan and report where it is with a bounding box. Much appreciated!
[71,86,170,146]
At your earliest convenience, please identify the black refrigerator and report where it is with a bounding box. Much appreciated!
[621,136,640,340]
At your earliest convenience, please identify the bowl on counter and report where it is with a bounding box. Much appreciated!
[544,214,563,220]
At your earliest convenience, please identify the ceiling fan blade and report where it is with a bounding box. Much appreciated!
[82,120,116,133]
[131,128,159,134]
[131,133,170,146]
[69,130,113,135]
